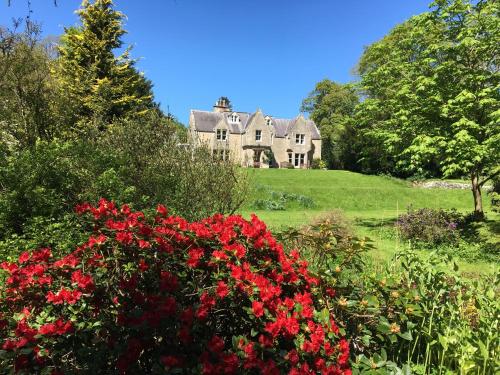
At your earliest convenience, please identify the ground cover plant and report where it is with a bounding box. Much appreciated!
[0,199,351,374]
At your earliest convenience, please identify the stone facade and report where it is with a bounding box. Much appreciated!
[188,97,321,168]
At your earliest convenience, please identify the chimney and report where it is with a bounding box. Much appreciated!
[213,96,232,113]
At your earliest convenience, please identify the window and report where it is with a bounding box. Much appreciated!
[294,153,305,167]
[230,114,240,123]
[288,153,293,164]
[295,133,305,145]
[216,129,227,141]
[266,117,272,126]
[212,149,227,161]
[255,130,262,142]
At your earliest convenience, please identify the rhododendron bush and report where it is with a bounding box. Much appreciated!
[0,199,350,374]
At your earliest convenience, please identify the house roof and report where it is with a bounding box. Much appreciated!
[191,110,320,140]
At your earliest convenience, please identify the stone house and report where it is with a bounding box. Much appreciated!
[188,97,321,168]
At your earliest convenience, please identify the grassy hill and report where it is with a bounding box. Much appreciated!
[239,169,498,273]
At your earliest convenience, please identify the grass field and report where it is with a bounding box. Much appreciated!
[239,169,499,273]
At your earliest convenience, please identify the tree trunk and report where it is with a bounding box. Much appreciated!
[471,172,484,219]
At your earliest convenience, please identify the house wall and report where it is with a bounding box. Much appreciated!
[189,110,321,168]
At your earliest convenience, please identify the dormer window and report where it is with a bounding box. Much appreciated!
[295,133,305,145]
[265,117,272,126]
[229,113,240,123]
[255,130,262,142]
[216,129,227,141]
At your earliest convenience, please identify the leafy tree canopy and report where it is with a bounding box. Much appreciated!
[356,0,499,217]
[301,79,360,169]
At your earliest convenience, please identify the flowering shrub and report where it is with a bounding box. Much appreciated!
[395,208,462,245]
[0,199,350,374]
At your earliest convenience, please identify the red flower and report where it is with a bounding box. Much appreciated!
[161,355,181,368]
[38,319,73,335]
[160,271,178,292]
[116,231,133,244]
[71,270,94,292]
[138,259,149,272]
[18,252,30,264]
[156,204,168,217]
[216,281,229,298]
[208,335,225,353]
[46,288,82,305]
[138,239,151,249]
[252,301,264,318]
[187,248,204,268]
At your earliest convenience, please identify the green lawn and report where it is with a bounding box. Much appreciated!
[239,169,499,273]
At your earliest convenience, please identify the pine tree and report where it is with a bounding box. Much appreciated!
[56,0,154,130]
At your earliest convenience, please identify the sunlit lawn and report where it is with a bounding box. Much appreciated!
[239,169,499,274]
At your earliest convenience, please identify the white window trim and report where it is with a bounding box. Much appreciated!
[216,129,227,141]
[255,130,262,142]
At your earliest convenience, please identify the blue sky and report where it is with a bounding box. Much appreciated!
[1,0,430,124]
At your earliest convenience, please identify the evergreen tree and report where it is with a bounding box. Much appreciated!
[56,0,154,130]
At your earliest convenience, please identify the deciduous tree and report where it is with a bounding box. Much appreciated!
[301,80,360,169]
[357,0,499,217]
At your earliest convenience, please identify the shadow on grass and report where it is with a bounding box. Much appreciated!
[354,217,397,229]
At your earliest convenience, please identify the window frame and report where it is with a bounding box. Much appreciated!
[255,130,262,142]
[295,133,305,145]
[216,129,227,141]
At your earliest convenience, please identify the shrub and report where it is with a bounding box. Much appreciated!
[0,115,249,260]
[395,208,462,245]
[0,199,351,374]
[310,159,326,170]
[252,190,315,211]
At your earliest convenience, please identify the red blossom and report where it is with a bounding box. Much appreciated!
[216,281,229,298]
[252,300,265,317]
[71,270,94,292]
[46,288,82,305]
[187,248,204,268]
[38,319,73,336]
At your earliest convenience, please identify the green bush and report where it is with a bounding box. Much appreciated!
[311,158,326,169]
[0,115,248,260]
[396,208,462,246]
[252,189,315,211]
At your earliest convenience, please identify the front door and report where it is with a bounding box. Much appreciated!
[253,149,262,168]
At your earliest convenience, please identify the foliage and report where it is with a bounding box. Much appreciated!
[0,214,87,261]
[356,0,500,216]
[278,216,499,373]
[0,20,64,149]
[0,200,351,374]
[56,0,156,130]
[98,114,248,221]
[0,140,114,238]
[395,208,462,246]
[252,188,315,211]
[301,80,361,170]
[311,158,326,170]
[0,115,248,257]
